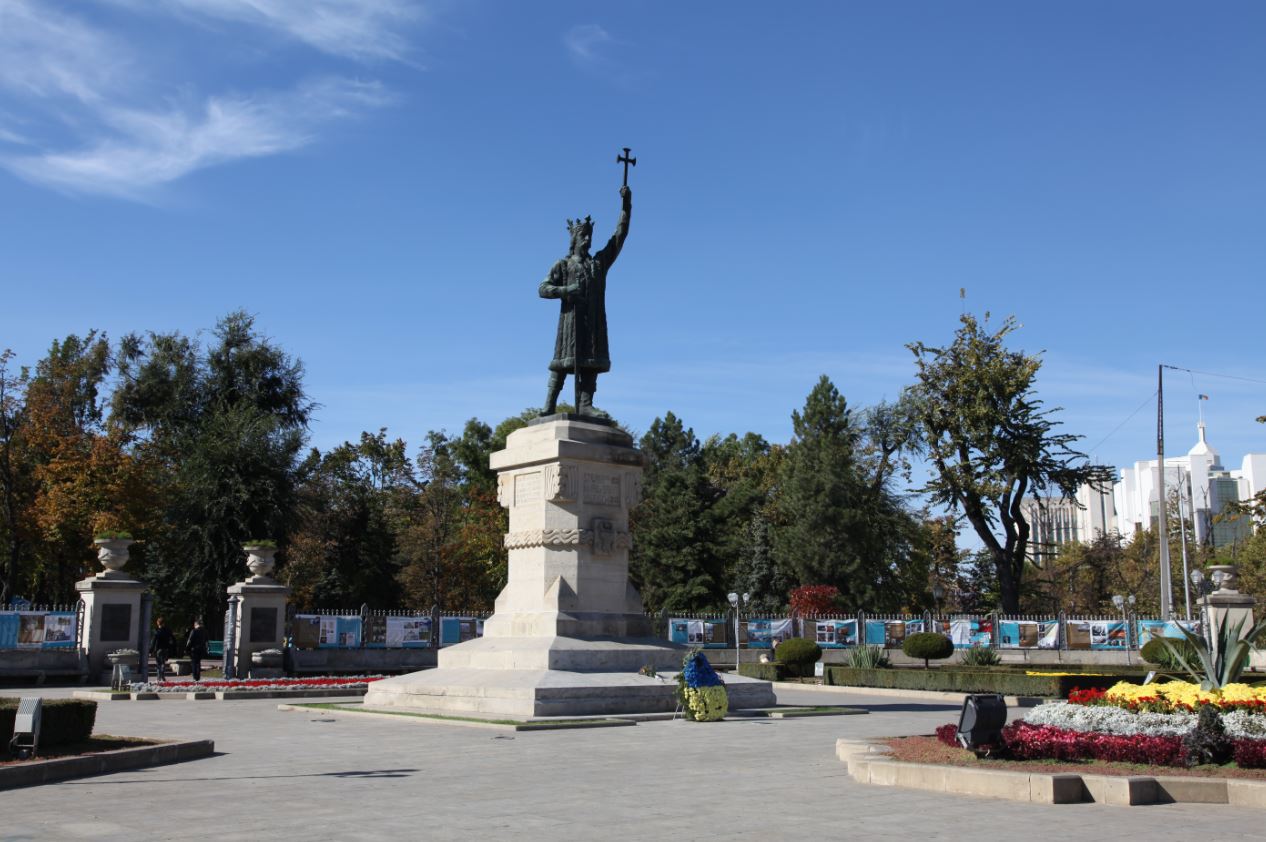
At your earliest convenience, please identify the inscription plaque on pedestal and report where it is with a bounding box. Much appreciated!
[249,607,278,643]
[100,604,132,642]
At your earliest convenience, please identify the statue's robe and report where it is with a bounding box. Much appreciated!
[540,202,630,374]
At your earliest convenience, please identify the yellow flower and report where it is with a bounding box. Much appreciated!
[683,685,729,721]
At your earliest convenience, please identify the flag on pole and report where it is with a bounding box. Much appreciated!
[1198,394,1209,400]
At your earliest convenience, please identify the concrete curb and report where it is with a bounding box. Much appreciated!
[74,687,368,702]
[836,738,1266,807]
[0,739,215,791]
[775,681,1043,707]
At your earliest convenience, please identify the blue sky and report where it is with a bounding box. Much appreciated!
[2,1,1264,482]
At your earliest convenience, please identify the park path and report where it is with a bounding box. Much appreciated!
[0,684,1262,840]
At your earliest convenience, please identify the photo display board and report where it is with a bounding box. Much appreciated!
[438,617,483,647]
[997,620,1060,649]
[744,618,794,648]
[1136,619,1200,646]
[668,619,728,648]
[815,619,858,648]
[0,611,79,650]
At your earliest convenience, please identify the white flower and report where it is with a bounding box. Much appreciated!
[1023,702,1196,737]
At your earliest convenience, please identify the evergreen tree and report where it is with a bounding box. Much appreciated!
[629,412,724,611]
[772,376,917,609]
[112,311,311,629]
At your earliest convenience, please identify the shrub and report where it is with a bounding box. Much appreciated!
[1184,704,1234,766]
[1141,637,1199,670]
[902,632,954,668]
[848,645,890,669]
[0,697,97,750]
[959,646,1002,667]
[824,667,1145,697]
[737,662,782,682]
[774,638,822,677]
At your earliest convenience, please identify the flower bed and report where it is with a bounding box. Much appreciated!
[129,676,384,693]
[935,678,1266,769]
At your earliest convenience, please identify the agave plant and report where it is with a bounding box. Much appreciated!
[1160,615,1266,691]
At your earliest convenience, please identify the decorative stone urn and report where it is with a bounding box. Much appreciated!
[251,649,284,669]
[93,537,134,575]
[106,649,140,668]
[243,544,278,582]
[1208,564,1240,593]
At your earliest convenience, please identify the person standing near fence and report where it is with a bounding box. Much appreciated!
[152,617,175,682]
[185,619,207,681]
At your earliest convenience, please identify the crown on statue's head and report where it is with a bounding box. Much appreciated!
[566,216,593,237]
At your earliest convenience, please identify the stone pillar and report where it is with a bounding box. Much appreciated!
[1199,564,1256,665]
[76,539,147,684]
[483,417,649,640]
[226,545,290,679]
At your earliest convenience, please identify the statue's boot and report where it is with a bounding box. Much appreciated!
[543,371,564,415]
[577,373,610,419]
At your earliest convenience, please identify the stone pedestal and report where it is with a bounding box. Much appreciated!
[365,417,775,717]
[226,578,290,680]
[1199,565,1256,667]
[77,571,146,684]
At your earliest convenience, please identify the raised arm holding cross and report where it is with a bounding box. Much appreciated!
[538,148,636,418]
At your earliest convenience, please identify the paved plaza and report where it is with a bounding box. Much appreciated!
[1,684,1263,841]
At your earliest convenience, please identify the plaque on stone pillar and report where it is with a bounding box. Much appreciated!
[249,606,278,643]
[100,603,132,642]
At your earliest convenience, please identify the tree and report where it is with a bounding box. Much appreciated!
[771,376,918,609]
[112,312,312,628]
[285,430,416,610]
[908,314,1113,613]
[0,350,29,605]
[629,412,724,611]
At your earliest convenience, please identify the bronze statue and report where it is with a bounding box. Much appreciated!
[540,182,632,417]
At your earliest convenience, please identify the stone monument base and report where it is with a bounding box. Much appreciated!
[363,641,776,717]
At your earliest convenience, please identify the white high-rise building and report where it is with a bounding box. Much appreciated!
[1114,422,1262,549]
[1023,422,1264,560]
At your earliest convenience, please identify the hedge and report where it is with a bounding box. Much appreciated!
[737,662,784,682]
[0,697,98,750]
[823,667,1148,697]
[774,638,822,677]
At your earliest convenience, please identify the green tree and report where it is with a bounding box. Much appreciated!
[112,311,312,628]
[907,313,1113,613]
[771,376,919,609]
[0,350,30,605]
[285,430,415,610]
[629,412,724,611]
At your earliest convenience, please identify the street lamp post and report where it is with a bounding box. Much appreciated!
[727,591,751,674]
[932,582,945,617]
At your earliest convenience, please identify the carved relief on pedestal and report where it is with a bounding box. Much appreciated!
[514,471,543,507]
[623,473,643,508]
[544,463,577,502]
[583,472,622,508]
[592,517,616,556]
[496,474,512,509]
[504,525,632,552]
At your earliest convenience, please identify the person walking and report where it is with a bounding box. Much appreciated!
[152,617,175,682]
[185,619,207,682]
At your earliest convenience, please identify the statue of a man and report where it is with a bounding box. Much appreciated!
[540,184,632,417]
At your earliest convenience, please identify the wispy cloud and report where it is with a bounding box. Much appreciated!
[564,24,611,64]
[6,79,389,199]
[0,1,131,103]
[105,0,423,63]
[0,0,420,200]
